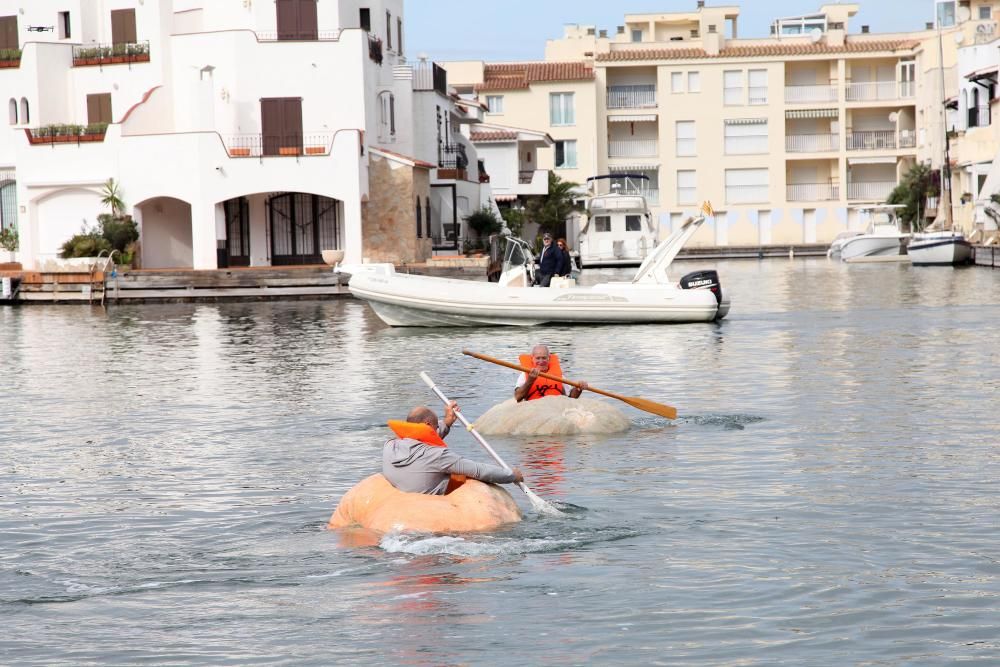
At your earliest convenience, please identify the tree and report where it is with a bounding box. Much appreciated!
[101,178,126,218]
[887,162,938,232]
[464,206,503,249]
[500,206,526,238]
[525,172,584,240]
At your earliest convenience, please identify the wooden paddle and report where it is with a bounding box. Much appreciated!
[462,349,678,420]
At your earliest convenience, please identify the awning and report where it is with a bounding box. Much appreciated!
[608,163,659,172]
[608,114,657,123]
[785,108,838,119]
[493,194,518,202]
[724,117,768,125]
[966,65,998,84]
[848,156,897,165]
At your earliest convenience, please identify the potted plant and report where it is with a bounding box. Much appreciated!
[0,47,21,68]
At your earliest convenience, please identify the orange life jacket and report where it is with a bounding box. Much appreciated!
[518,353,566,400]
[387,420,447,447]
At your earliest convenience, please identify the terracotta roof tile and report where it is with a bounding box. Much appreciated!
[469,130,519,142]
[475,61,594,92]
[596,39,919,62]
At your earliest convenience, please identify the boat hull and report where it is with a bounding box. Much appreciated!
[908,234,972,266]
[839,235,908,261]
[347,268,729,327]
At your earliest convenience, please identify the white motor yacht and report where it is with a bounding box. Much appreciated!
[907,230,972,266]
[577,174,657,268]
[338,213,730,327]
[836,206,910,262]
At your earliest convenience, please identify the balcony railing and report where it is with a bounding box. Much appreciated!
[26,123,108,145]
[787,183,840,201]
[968,105,991,128]
[846,129,896,151]
[784,84,838,103]
[72,41,150,67]
[748,86,768,105]
[413,62,448,95]
[925,196,939,214]
[786,133,839,152]
[439,143,468,170]
[725,185,769,204]
[724,136,768,155]
[846,81,910,101]
[255,30,341,41]
[847,181,896,200]
[609,138,657,158]
[899,131,916,148]
[0,48,21,68]
[223,133,332,158]
[607,84,656,109]
[518,170,535,184]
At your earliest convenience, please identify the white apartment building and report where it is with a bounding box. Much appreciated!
[1,0,493,270]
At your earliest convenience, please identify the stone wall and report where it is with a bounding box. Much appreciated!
[362,154,433,263]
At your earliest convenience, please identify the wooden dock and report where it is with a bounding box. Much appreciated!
[973,244,1000,268]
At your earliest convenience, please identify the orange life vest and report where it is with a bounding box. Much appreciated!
[387,420,447,447]
[518,353,566,400]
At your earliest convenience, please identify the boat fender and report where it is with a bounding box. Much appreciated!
[679,269,722,305]
[387,420,447,447]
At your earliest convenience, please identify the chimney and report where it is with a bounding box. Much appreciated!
[861,25,870,33]
[617,25,625,34]
[697,0,705,7]
[925,22,934,29]
[586,27,595,36]
[707,24,717,33]
[690,29,700,38]
[599,29,607,38]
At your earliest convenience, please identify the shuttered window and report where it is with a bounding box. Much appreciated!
[276,0,318,40]
[261,97,303,156]
[87,93,112,125]
[110,9,136,45]
[0,15,18,50]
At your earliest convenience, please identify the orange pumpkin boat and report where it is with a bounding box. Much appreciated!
[327,473,523,534]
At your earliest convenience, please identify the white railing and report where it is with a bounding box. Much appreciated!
[846,81,901,101]
[643,189,660,206]
[847,181,896,200]
[725,136,768,155]
[847,129,896,151]
[677,187,697,205]
[675,138,696,157]
[748,86,768,105]
[899,80,915,98]
[785,133,839,152]
[607,84,656,109]
[609,138,657,158]
[925,196,939,212]
[725,185,769,204]
[787,183,840,201]
[784,84,838,103]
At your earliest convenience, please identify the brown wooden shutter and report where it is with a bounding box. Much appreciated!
[111,9,136,45]
[0,15,18,50]
[282,98,303,150]
[261,98,302,155]
[298,0,317,40]
[261,98,281,156]
[87,93,112,124]
[277,0,317,40]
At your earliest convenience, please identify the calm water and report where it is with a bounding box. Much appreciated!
[2,259,999,666]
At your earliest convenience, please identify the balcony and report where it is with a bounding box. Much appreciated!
[516,169,548,195]
[438,143,468,170]
[608,138,657,158]
[0,48,21,68]
[255,30,341,41]
[223,133,332,158]
[846,81,913,102]
[26,123,108,145]
[846,130,897,151]
[413,62,448,95]
[968,105,991,129]
[784,84,838,103]
[607,85,656,109]
[847,181,896,200]
[787,183,840,201]
[786,133,839,152]
[72,41,150,67]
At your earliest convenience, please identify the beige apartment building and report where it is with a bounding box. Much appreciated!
[445,1,990,248]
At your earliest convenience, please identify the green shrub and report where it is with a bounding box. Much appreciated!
[98,214,138,251]
[59,215,137,259]
[465,206,503,240]
[60,228,111,258]
[0,227,18,252]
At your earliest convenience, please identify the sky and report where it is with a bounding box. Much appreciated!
[406,0,935,62]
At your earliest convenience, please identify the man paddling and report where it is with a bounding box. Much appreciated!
[514,344,587,402]
[382,403,524,495]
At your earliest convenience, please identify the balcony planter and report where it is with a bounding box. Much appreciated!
[278,146,302,156]
[229,147,252,157]
[0,58,19,68]
[304,146,325,155]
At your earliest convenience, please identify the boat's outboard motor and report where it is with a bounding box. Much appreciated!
[679,270,722,305]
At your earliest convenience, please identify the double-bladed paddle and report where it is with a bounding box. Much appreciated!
[462,349,678,420]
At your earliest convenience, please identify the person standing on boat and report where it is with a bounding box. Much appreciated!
[382,403,524,495]
[514,344,587,402]
[556,238,574,277]
[535,233,560,287]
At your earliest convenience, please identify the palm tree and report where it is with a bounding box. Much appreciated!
[101,178,126,218]
[525,172,584,239]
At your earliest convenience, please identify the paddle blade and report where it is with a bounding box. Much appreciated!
[622,395,677,420]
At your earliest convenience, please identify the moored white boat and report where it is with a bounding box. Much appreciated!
[836,206,910,262]
[339,214,730,327]
[577,174,657,268]
[907,230,972,266]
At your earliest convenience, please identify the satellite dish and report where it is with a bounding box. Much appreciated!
[888,111,899,123]
[809,28,823,43]
[958,6,971,22]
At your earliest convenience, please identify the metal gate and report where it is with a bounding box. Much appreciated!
[267,193,340,265]
[223,197,250,266]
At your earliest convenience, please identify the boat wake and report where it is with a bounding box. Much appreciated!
[379,524,641,557]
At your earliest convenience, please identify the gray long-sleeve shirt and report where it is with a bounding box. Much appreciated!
[382,437,518,495]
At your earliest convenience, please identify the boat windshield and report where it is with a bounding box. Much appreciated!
[504,237,530,268]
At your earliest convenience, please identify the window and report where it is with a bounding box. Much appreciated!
[397,17,403,55]
[748,69,767,104]
[725,168,769,203]
[671,72,684,93]
[276,0,318,40]
[550,92,575,126]
[110,8,137,45]
[594,215,611,232]
[724,70,743,105]
[937,1,956,27]
[980,6,992,19]
[385,11,392,49]
[59,11,71,39]
[0,180,16,234]
[555,140,577,168]
[0,15,18,50]
[486,95,503,114]
[416,197,422,238]
[687,71,700,93]
[19,97,28,125]
[359,8,370,31]
[724,119,767,154]
[675,120,696,157]
[378,92,395,140]
[677,170,696,205]
[631,29,642,43]
[87,93,113,125]
[7,98,15,125]
[625,215,642,232]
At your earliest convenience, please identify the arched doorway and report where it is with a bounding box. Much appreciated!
[266,193,340,265]
[135,196,193,269]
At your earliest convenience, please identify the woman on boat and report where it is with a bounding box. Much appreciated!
[556,238,574,277]
[383,404,523,495]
